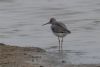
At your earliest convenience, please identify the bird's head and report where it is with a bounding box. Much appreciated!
[42,18,56,26]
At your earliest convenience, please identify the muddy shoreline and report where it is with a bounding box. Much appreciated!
[0,43,100,67]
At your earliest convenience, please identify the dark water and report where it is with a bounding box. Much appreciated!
[0,0,100,64]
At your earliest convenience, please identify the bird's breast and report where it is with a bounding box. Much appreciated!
[53,32,67,37]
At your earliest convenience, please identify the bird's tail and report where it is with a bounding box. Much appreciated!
[67,30,71,34]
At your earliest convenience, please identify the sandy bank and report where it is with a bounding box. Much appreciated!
[0,43,100,67]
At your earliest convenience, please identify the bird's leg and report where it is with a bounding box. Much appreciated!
[61,37,64,61]
[61,37,63,53]
[58,36,60,53]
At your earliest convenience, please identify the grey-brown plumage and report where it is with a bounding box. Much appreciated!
[51,20,71,37]
[43,18,71,63]
[43,18,71,52]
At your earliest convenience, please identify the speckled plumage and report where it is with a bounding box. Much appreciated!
[43,18,71,62]
[43,18,71,37]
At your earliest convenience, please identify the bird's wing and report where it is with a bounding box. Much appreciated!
[57,22,67,29]
[56,22,71,33]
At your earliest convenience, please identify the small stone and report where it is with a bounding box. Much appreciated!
[40,65,44,67]
[62,60,66,63]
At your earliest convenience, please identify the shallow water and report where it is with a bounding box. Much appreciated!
[0,0,100,64]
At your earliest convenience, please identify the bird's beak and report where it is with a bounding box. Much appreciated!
[42,22,50,26]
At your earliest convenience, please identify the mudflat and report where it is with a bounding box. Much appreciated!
[0,43,100,67]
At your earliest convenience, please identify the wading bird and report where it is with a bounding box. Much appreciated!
[43,18,71,53]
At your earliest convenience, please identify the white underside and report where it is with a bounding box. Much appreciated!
[53,33,67,37]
